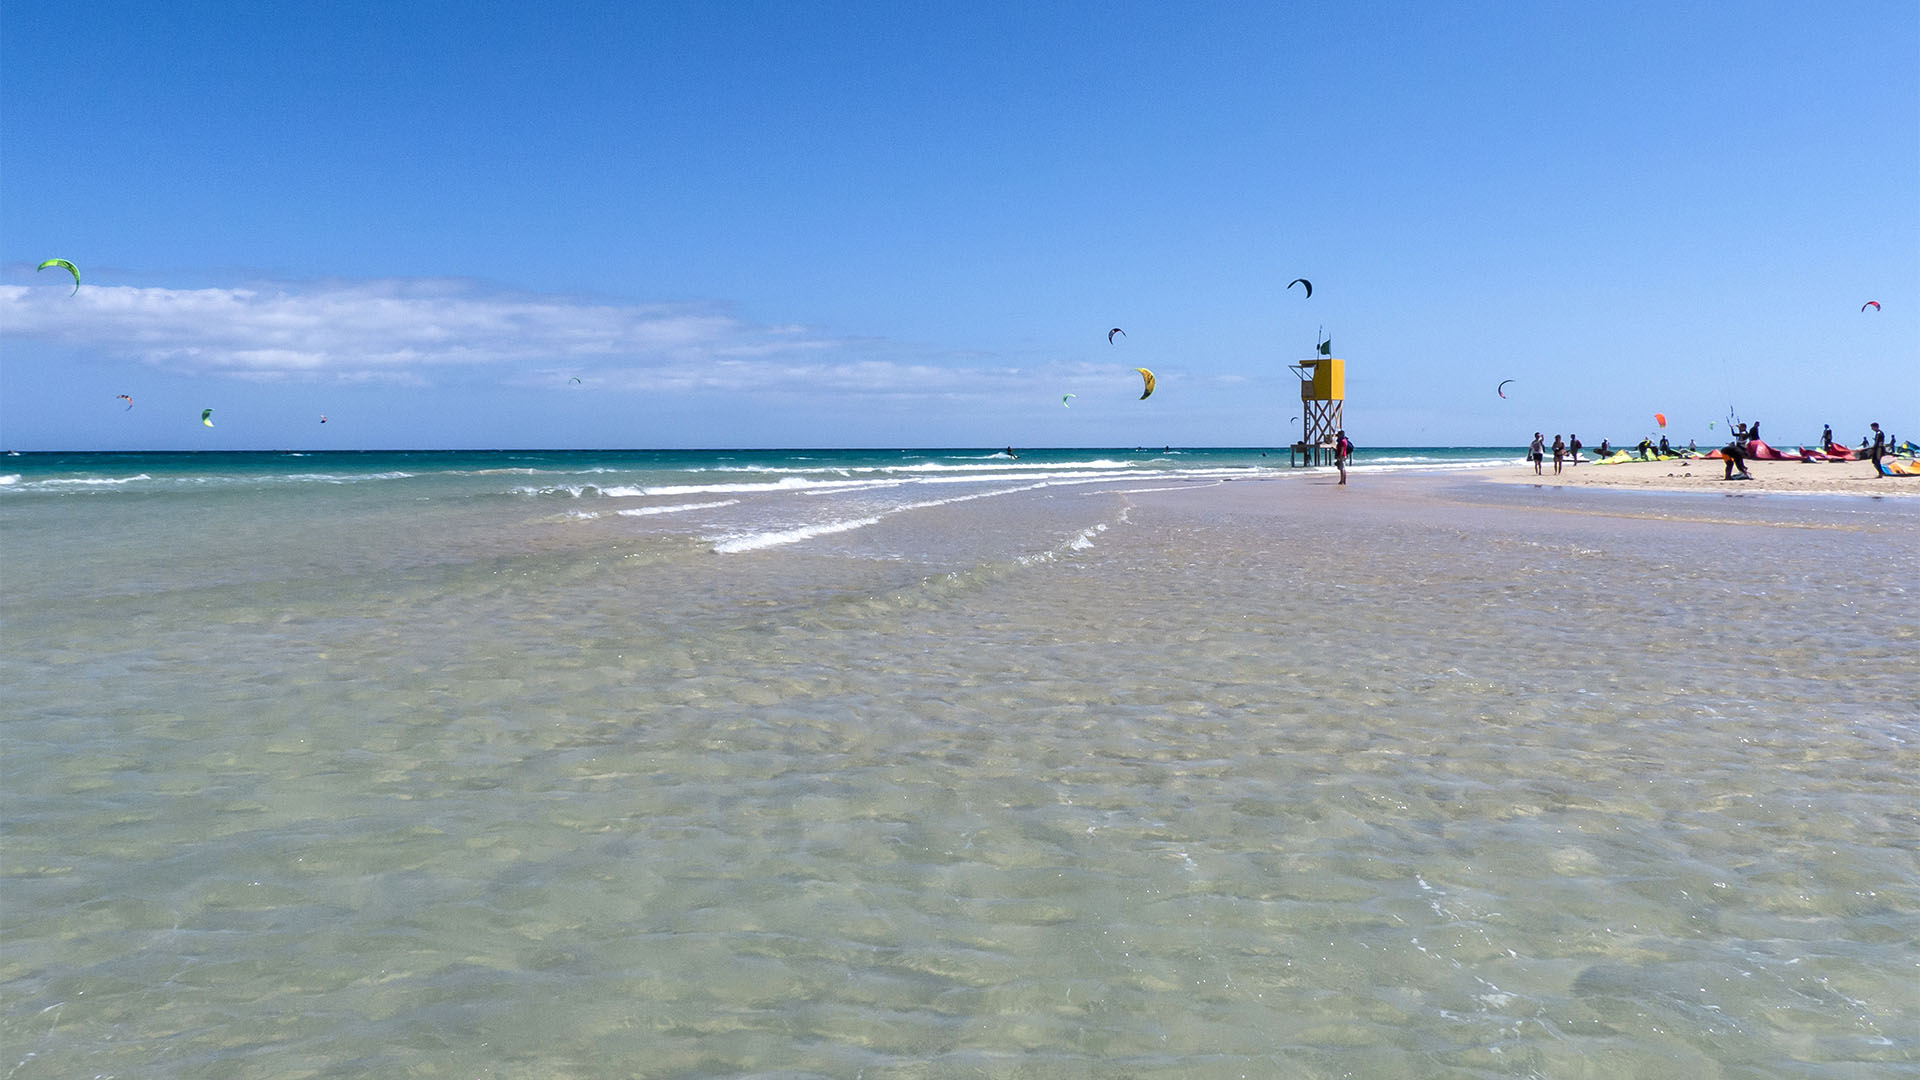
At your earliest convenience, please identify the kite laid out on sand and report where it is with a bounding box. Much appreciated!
[1135,368,1155,400]
[1497,379,1514,398]
[1288,278,1312,299]
[116,394,134,410]
[1861,300,1880,312]
[201,408,214,428]
[37,259,80,295]
[1108,327,1125,344]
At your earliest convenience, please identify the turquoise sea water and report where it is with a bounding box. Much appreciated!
[3,448,1915,1077]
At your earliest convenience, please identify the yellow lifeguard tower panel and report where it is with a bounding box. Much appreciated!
[1289,353,1345,467]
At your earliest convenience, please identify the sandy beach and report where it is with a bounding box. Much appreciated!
[1480,454,1918,497]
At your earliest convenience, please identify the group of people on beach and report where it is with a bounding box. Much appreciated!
[1528,432,1583,475]
[1527,419,1903,481]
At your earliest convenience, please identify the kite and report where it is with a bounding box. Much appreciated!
[1288,278,1312,299]
[569,377,582,384]
[201,408,214,428]
[1861,300,1880,312]
[1108,328,1125,344]
[1136,368,1155,400]
[37,259,80,295]
[1497,379,1514,398]
[1062,394,1075,407]
[1289,415,1299,423]
[320,415,329,424]
[1655,412,1667,428]
[116,394,134,410]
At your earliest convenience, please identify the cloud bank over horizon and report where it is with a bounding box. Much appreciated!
[0,277,909,389]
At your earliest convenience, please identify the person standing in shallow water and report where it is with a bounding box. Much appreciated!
[1335,429,1353,485]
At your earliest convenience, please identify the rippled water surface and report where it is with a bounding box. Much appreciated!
[3,452,1916,1077]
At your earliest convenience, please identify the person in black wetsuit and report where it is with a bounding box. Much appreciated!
[1722,423,1752,480]
[1869,423,1886,476]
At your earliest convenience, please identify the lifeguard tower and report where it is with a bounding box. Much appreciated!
[1288,343,1344,467]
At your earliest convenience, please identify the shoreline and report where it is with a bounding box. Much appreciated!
[1472,455,1916,498]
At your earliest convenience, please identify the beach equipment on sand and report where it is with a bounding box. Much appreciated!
[1875,458,1920,476]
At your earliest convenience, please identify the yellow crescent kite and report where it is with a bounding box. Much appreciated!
[1136,368,1155,400]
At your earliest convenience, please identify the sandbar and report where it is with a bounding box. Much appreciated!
[1477,456,1916,497]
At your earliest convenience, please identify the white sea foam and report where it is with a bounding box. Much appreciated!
[640,476,908,497]
[711,514,887,553]
[20,473,154,488]
[278,471,416,483]
[709,480,1076,554]
[616,499,740,517]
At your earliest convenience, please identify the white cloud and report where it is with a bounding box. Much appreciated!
[0,278,885,387]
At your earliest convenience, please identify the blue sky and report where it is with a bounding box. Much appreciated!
[3,1,1914,450]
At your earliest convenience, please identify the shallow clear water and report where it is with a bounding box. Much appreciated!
[3,451,1915,1077]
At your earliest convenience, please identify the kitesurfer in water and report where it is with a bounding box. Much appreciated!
[1003,446,1018,459]
[1529,433,1545,475]
[1335,429,1353,485]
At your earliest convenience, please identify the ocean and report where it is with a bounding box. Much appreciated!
[2,448,1915,1077]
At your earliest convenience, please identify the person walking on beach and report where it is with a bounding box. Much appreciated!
[1551,435,1565,474]
[1530,432,1545,475]
[1335,429,1353,485]
[1822,423,1834,450]
[1869,422,1886,476]
[1568,434,1582,464]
